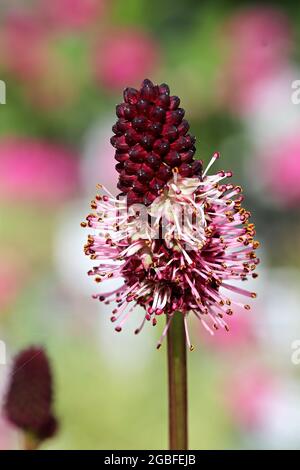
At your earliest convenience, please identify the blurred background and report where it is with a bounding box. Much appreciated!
[0,0,300,450]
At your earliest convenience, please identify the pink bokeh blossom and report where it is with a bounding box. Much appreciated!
[41,0,105,30]
[93,30,160,90]
[197,304,256,352]
[258,132,300,207]
[0,415,16,450]
[219,7,291,114]
[0,10,47,81]
[0,139,79,205]
[224,366,276,430]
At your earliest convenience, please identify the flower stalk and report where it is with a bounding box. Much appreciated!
[167,312,188,450]
[23,432,40,451]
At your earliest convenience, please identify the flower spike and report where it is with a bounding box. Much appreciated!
[112,78,202,206]
[4,346,58,445]
[83,80,259,349]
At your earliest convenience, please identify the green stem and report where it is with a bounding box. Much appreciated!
[167,312,188,450]
[23,432,40,450]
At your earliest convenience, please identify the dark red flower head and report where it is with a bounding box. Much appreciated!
[4,346,58,440]
[111,78,202,205]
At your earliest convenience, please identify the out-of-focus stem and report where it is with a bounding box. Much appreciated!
[23,432,40,450]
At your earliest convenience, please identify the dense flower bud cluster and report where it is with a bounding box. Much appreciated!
[111,79,202,205]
